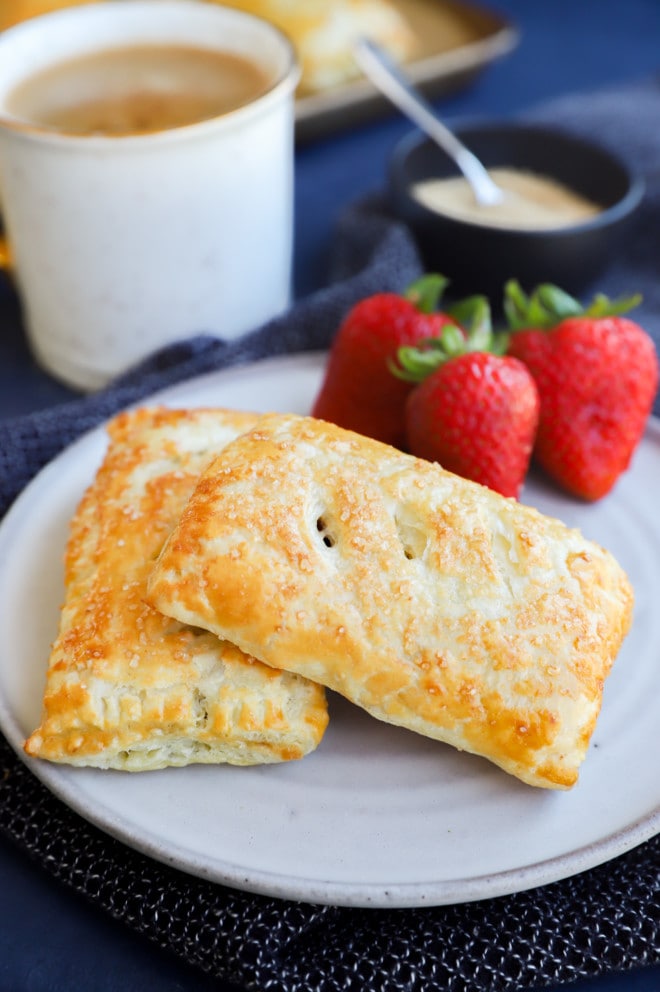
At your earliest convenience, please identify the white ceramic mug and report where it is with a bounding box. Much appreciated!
[0,1,299,391]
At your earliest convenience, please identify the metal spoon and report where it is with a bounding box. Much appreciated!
[354,36,504,207]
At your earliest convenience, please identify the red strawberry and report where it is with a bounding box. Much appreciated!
[312,275,460,448]
[399,301,540,498]
[505,281,659,500]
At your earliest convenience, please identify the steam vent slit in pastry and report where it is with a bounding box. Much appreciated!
[147,413,634,790]
[24,407,328,771]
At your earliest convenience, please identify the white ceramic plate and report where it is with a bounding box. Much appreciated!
[0,352,658,908]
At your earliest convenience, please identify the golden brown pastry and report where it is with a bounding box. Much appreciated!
[147,412,634,789]
[215,0,415,94]
[25,407,328,770]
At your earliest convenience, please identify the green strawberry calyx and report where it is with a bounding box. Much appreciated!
[391,294,509,383]
[503,279,642,332]
[403,273,450,313]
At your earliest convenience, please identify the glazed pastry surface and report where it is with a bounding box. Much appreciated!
[148,413,633,789]
[25,407,328,770]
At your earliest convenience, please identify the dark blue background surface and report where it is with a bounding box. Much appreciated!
[1,1,659,989]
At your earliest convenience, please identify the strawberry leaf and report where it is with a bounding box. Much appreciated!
[390,326,463,381]
[390,345,446,382]
[526,293,555,329]
[404,274,449,313]
[491,331,511,356]
[448,294,494,352]
[504,279,643,330]
[448,294,487,328]
[503,279,557,329]
[502,279,530,330]
[391,297,499,383]
[439,324,465,356]
[584,292,642,317]
[535,284,583,321]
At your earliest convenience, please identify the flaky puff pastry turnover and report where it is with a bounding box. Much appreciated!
[147,413,634,789]
[24,408,328,771]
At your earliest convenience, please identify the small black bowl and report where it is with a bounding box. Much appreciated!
[389,123,645,301]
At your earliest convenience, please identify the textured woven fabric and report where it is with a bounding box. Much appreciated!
[1,80,660,991]
[0,737,658,992]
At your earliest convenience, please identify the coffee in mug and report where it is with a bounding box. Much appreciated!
[0,1,299,391]
[6,44,272,136]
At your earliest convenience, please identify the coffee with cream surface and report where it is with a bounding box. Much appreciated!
[414,168,602,230]
[6,44,271,135]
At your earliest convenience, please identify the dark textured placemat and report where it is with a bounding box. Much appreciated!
[1,79,660,992]
[0,746,658,992]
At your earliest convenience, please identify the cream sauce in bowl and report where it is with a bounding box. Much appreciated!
[413,168,602,230]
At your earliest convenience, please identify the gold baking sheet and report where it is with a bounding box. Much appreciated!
[295,0,519,142]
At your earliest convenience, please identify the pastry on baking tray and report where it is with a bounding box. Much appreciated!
[217,0,415,94]
[147,412,634,790]
[24,407,328,771]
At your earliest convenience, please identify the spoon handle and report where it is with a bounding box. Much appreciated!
[354,37,503,206]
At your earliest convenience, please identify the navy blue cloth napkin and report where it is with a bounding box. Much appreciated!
[1,78,659,992]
